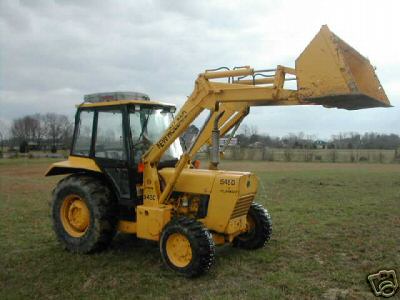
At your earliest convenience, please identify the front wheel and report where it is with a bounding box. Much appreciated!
[160,217,215,277]
[233,202,272,249]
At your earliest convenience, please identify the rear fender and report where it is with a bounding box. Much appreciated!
[45,156,102,176]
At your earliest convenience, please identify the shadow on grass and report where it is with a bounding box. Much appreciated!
[109,233,253,264]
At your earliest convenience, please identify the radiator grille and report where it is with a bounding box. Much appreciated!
[230,194,254,219]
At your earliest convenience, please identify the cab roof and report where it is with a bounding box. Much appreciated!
[78,99,176,108]
[78,91,175,109]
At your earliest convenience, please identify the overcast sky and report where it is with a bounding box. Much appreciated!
[1,0,399,139]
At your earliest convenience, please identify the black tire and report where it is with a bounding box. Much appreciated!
[160,217,215,277]
[51,174,117,253]
[233,202,272,250]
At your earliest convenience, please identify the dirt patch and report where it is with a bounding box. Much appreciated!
[4,182,44,194]
[0,164,48,177]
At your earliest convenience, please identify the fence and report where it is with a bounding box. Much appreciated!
[198,148,400,163]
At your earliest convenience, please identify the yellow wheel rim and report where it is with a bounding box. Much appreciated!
[166,233,192,268]
[60,194,90,238]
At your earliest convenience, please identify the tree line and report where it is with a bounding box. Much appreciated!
[4,113,73,153]
[236,130,400,150]
[1,116,399,153]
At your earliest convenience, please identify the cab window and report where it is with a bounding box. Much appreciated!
[129,107,183,163]
[72,110,94,156]
[95,110,126,160]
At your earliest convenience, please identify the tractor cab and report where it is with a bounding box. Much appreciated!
[46,91,182,216]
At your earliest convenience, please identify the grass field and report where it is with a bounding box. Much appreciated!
[0,159,399,299]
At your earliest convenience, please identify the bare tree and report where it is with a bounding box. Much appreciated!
[44,113,72,150]
[0,120,9,152]
[33,113,46,147]
[11,115,41,143]
[250,125,258,136]
[330,132,400,150]
[61,121,74,149]
[240,124,251,137]
[284,132,305,148]
[10,113,73,152]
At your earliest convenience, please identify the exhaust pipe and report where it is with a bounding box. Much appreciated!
[210,111,225,169]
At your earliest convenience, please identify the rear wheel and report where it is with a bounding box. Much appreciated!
[51,174,117,253]
[160,217,215,277]
[233,202,272,249]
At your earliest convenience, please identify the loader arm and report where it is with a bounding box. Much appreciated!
[141,25,390,206]
[142,67,302,204]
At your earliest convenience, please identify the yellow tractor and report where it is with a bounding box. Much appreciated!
[46,26,390,277]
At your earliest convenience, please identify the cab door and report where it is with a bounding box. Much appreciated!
[93,108,134,203]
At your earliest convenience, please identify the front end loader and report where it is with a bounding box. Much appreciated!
[46,26,390,277]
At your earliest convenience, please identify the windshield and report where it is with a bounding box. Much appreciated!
[130,107,183,162]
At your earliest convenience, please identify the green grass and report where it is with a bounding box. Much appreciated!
[0,157,61,166]
[0,159,399,299]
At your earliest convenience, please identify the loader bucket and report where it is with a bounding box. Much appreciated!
[296,25,390,110]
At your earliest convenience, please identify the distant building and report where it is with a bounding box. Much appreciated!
[219,137,238,150]
[248,141,264,148]
[27,141,41,151]
[314,140,328,149]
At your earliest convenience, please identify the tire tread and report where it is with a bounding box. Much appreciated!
[233,202,272,250]
[160,217,215,277]
[51,174,117,254]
